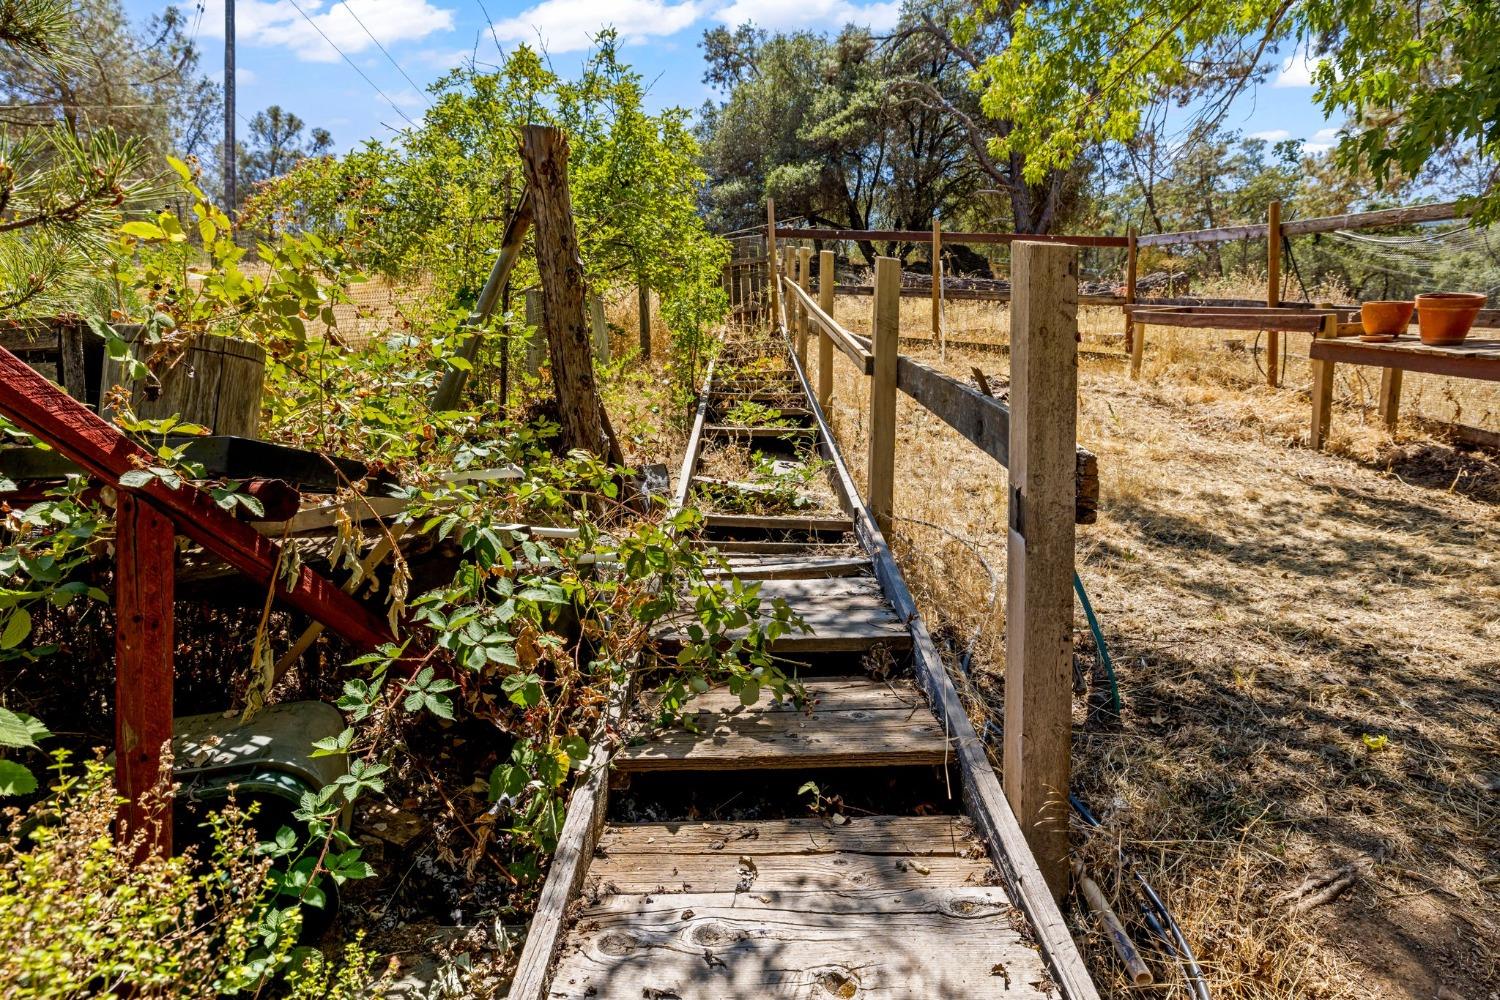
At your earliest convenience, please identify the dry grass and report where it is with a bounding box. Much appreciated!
[811,292,1500,1000]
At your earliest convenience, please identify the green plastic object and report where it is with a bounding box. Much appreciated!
[172,700,351,835]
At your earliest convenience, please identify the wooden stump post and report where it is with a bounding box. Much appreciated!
[818,249,835,409]
[766,199,779,324]
[1309,312,1338,449]
[796,246,812,368]
[868,257,899,530]
[1267,200,1282,387]
[1123,227,1137,351]
[588,294,609,363]
[519,124,621,464]
[931,217,942,344]
[636,281,651,359]
[1378,367,1403,431]
[115,493,174,859]
[1006,241,1079,902]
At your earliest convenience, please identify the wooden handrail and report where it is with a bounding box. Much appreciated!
[782,274,874,374]
[1135,200,1466,248]
[776,226,1129,248]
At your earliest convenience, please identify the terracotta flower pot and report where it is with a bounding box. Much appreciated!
[1415,292,1486,346]
[1360,300,1414,340]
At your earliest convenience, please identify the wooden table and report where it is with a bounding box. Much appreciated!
[1308,333,1500,447]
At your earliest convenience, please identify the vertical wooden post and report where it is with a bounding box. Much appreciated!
[931,217,942,344]
[783,247,796,331]
[636,281,651,359]
[766,199,779,324]
[797,246,812,368]
[115,493,174,858]
[868,257,899,530]
[1123,227,1137,352]
[1266,200,1282,387]
[1378,367,1403,432]
[519,124,622,465]
[1006,241,1078,902]
[818,249,835,409]
[1309,312,1338,449]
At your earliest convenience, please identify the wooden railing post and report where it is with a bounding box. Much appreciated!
[796,246,812,367]
[1123,226,1137,352]
[1267,199,1282,387]
[1309,312,1338,449]
[783,247,796,331]
[1006,240,1079,902]
[818,249,835,409]
[766,199,779,324]
[931,216,942,345]
[115,493,174,858]
[868,257,899,530]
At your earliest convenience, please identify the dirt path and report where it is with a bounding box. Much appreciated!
[819,340,1499,999]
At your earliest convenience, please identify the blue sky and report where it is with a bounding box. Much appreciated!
[125,0,1337,156]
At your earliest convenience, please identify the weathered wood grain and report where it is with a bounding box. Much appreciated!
[547,888,1052,999]
[596,815,976,858]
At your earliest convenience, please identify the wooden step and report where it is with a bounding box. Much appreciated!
[589,815,992,893]
[691,539,862,555]
[703,424,818,439]
[547,887,1050,999]
[614,676,941,773]
[705,554,870,580]
[658,575,910,653]
[702,512,852,535]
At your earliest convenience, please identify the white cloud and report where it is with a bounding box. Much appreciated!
[1272,45,1317,88]
[716,0,901,31]
[489,0,707,53]
[1249,128,1290,143]
[1303,126,1341,154]
[199,0,455,64]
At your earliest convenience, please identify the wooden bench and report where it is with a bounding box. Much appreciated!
[1308,332,1500,448]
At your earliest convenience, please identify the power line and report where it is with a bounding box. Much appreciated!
[340,1,432,105]
[281,0,418,128]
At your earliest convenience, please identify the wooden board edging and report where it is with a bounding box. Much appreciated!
[780,322,1102,1000]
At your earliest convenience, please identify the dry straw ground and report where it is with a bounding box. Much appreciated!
[810,292,1499,1000]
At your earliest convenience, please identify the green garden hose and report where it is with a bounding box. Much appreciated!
[1073,573,1122,715]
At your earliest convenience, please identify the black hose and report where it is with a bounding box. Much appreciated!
[1070,793,1212,1000]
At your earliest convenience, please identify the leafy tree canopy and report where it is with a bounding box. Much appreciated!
[971,0,1500,216]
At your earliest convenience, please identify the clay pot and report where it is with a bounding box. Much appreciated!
[1360,300,1414,339]
[1415,292,1486,345]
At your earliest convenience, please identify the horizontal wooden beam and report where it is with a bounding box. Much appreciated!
[858,345,1098,523]
[1136,200,1465,247]
[835,284,1124,306]
[777,227,1129,248]
[0,347,396,651]
[1126,306,1331,332]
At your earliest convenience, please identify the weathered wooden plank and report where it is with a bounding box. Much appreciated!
[596,815,978,858]
[614,710,946,772]
[678,675,924,715]
[548,888,1052,999]
[1135,200,1465,247]
[1308,336,1500,380]
[1124,307,1329,332]
[705,555,870,580]
[702,424,817,439]
[590,851,990,893]
[702,513,852,534]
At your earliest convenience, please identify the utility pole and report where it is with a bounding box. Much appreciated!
[224,0,236,215]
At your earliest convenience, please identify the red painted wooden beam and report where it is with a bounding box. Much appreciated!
[114,494,174,858]
[0,347,395,651]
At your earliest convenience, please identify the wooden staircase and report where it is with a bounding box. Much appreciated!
[536,335,1061,998]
